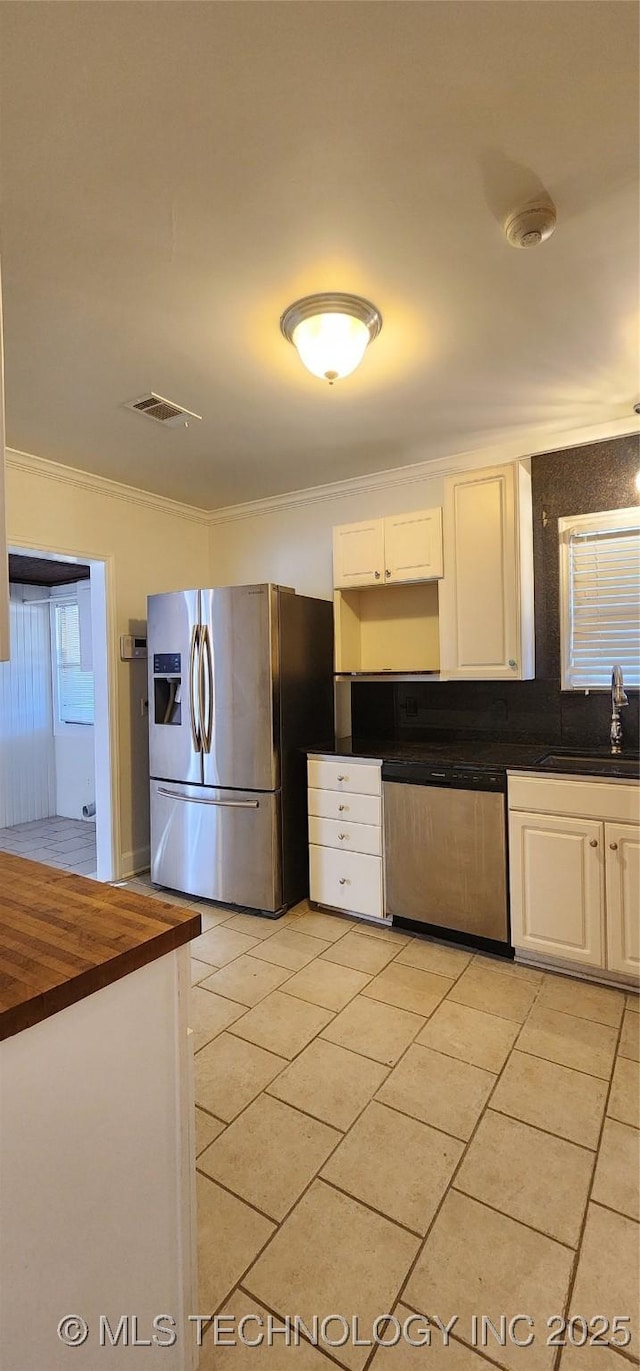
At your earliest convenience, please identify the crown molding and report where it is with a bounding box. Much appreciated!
[208,418,640,525]
[6,448,211,525]
[7,416,638,531]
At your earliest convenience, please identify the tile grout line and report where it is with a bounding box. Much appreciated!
[355,971,552,1371]
[234,1284,354,1371]
[486,1105,601,1153]
[198,949,543,1369]
[550,995,629,1371]
[188,901,636,1361]
[587,1196,640,1228]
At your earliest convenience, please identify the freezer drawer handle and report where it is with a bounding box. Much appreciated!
[158,787,259,809]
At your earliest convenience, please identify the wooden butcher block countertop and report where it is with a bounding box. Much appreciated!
[0,853,201,1041]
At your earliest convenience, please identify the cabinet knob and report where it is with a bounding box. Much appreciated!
[338,804,346,812]
[374,571,381,579]
[509,659,518,670]
[609,841,618,851]
[589,839,598,848]
[338,833,349,841]
[339,877,350,885]
[385,569,391,578]
[337,774,348,782]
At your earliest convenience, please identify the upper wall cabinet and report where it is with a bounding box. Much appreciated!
[0,262,9,662]
[333,519,386,588]
[333,509,443,589]
[438,462,535,680]
[384,509,443,583]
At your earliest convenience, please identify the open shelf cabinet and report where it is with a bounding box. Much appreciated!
[334,582,440,675]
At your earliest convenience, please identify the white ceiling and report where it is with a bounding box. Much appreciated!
[0,1,638,509]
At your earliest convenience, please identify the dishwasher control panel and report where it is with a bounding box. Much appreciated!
[381,761,506,793]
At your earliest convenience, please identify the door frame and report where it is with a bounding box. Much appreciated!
[8,538,118,882]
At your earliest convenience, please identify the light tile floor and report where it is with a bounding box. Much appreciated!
[0,815,96,874]
[126,877,640,1371]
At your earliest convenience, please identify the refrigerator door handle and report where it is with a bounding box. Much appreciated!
[200,624,214,754]
[189,625,202,753]
[157,787,260,809]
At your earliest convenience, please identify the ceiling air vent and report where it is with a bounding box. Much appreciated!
[125,392,202,428]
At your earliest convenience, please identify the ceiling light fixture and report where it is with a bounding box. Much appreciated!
[280,293,382,384]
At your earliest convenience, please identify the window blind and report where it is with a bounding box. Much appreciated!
[565,522,640,689]
[55,602,95,724]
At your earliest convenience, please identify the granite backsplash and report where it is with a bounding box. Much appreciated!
[351,434,640,753]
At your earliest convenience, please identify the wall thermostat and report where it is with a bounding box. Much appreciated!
[120,634,147,661]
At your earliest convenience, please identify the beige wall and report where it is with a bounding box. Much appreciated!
[208,420,640,599]
[209,470,449,600]
[5,452,210,875]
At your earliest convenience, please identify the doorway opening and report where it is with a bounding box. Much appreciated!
[0,547,115,881]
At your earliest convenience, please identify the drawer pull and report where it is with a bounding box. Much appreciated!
[338,804,347,812]
[336,774,348,782]
[339,877,350,885]
[338,833,349,841]
[589,839,598,848]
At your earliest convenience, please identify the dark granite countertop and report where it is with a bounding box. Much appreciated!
[307,738,640,779]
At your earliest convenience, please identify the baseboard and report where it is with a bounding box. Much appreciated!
[119,846,151,881]
[515,949,640,993]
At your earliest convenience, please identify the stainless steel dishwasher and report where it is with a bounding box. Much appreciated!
[382,762,510,953]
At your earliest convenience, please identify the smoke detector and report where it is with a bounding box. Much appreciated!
[125,392,202,428]
[504,202,557,249]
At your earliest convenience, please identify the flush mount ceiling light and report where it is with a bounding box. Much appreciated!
[280,293,382,384]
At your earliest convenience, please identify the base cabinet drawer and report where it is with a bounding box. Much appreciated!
[308,787,381,826]
[309,844,383,919]
[308,814,382,857]
[308,758,382,797]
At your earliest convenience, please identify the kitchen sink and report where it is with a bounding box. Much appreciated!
[538,752,640,779]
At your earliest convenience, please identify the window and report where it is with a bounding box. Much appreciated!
[53,600,95,725]
[560,507,640,690]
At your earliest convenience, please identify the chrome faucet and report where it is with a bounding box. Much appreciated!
[610,665,629,754]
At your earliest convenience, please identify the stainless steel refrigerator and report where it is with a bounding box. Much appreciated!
[148,584,333,914]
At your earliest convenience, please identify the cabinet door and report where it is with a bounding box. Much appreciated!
[605,822,640,977]
[509,811,605,966]
[333,519,385,588]
[383,508,443,582]
[440,464,527,679]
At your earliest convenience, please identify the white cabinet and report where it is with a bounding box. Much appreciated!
[333,519,386,588]
[605,822,640,978]
[308,756,382,796]
[310,845,384,919]
[0,259,9,662]
[509,811,604,967]
[383,509,443,582]
[333,508,442,589]
[508,774,640,983]
[307,754,386,921]
[439,461,534,680]
[0,949,197,1370]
